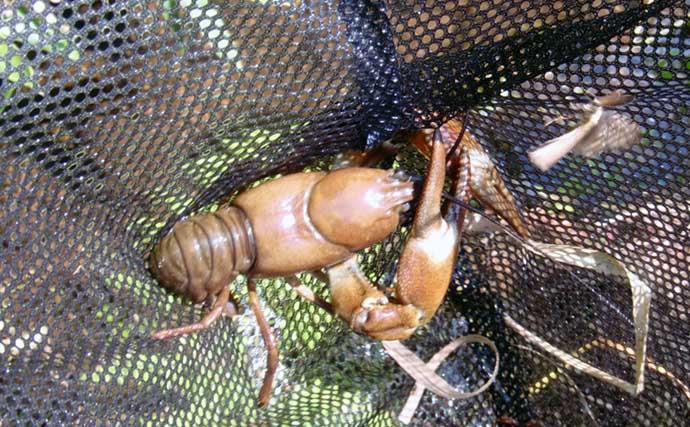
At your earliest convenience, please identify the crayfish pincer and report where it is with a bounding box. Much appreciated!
[149,129,527,406]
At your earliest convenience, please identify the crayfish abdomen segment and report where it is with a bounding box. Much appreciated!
[150,207,255,303]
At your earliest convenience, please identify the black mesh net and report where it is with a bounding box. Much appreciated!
[1,0,689,426]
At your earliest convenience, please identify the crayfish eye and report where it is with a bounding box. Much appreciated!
[308,168,414,250]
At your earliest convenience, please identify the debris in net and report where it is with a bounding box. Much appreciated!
[529,91,641,171]
[382,335,499,424]
[503,239,651,396]
[521,335,690,421]
[441,192,652,396]
[575,338,690,401]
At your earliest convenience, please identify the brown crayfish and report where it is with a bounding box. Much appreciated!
[149,121,528,406]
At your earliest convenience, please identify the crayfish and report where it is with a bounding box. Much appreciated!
[149,120,528,406]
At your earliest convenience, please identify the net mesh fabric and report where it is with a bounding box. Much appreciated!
[1,0,689,426]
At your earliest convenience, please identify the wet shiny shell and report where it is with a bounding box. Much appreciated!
[150,207,255,302]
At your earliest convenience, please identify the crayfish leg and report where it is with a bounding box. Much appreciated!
[462,136,530,237]
[285,275,334,315]
[247,279,279,407]
[151,286,234,340]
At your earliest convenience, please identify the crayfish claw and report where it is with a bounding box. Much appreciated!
[462,136,530,237]
[361,295,389,309]
[351,303,421,341]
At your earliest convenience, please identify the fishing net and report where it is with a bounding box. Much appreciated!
[1,0,689,426]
